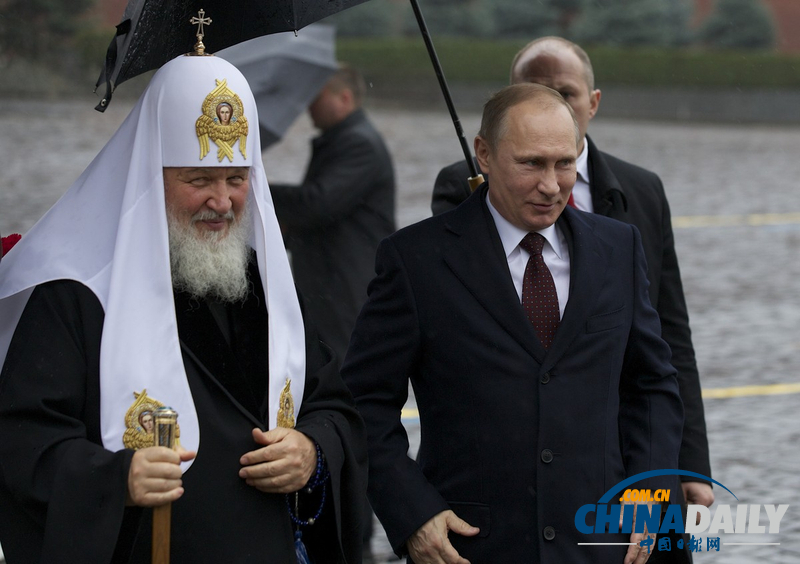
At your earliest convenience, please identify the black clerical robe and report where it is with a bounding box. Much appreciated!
[0,262,366,563]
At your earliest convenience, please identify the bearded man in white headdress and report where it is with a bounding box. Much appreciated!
[0,52,366,564]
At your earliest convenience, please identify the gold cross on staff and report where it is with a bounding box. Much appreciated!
[190,9,212,40]
[189,9,212,56]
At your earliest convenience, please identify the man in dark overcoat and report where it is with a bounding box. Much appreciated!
[343,83,683,563]
[432,40,714,542]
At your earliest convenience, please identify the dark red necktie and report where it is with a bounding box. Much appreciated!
[520,233,560,350]
[567,193,576,208]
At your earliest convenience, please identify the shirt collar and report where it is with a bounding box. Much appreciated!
[315,108,365,145]
[485,193,566,259]
[576,136,589,184]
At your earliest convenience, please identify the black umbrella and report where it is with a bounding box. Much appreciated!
[94,0,483,187]
[94,0,369,112]
[217,24,337,148]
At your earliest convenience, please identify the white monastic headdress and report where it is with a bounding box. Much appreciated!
[0,55,306,468]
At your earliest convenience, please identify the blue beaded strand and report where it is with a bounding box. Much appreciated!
[286,441,330,527]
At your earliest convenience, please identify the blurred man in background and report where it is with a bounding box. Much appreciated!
[271,65,396,368]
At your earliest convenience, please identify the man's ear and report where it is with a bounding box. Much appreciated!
[588,88,601,121]
[474,136,491,175]
[339,88,356,112]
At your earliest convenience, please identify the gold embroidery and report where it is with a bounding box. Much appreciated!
[196,79,249,162]
[123,390,181,450]
[277,378,295,428]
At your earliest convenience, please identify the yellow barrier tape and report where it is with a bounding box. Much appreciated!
[673,213,800,229]
[701,382,800,399]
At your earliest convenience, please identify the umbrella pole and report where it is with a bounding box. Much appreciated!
[408,0,484,192]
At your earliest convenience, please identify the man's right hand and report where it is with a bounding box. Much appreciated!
[406,510,480,564]
[126,446,196,507]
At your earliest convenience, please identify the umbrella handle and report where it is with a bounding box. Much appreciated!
[468,174,485,192]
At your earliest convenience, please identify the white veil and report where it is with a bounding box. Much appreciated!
[0,55,306,468]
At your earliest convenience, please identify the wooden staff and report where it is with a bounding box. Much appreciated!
[152,407,178,564]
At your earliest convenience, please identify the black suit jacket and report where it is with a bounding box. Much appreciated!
[432,137,710,480]
[342,186,683,562]
[272,108,396,365]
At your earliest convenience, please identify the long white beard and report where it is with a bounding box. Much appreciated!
[167,207,252,302]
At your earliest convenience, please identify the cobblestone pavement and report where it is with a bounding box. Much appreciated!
[1,99,799,563]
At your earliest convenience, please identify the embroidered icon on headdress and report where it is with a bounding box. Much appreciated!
[196,79,249,162]
[277,378,296,429]
[123,389,182,450]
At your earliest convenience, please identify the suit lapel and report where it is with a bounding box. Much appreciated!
[440,189,614,368]
[542,207,613,371]
[587,136,628,220]
[441,186,547,363]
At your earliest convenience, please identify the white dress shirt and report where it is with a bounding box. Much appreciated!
[571,137,594,213]
[486,195,570,319]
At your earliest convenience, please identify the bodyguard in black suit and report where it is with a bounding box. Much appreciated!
[432,38,713,522]
[343,84,683,564]
[271,66,396,366]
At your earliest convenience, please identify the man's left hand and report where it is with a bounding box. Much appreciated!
[623,501,656,564]
[682,481,714,507]
[239,427,317,493]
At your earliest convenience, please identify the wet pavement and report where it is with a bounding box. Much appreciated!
[1,99,799,563]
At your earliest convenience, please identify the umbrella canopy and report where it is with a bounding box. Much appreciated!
[95,0,369,111]
[217,24,337,148]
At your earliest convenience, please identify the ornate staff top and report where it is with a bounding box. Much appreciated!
[189,9,213,56]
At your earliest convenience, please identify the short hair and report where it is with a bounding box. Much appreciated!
[327,64,367,107]
[478,83,579,152]
[510,36,595,91]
